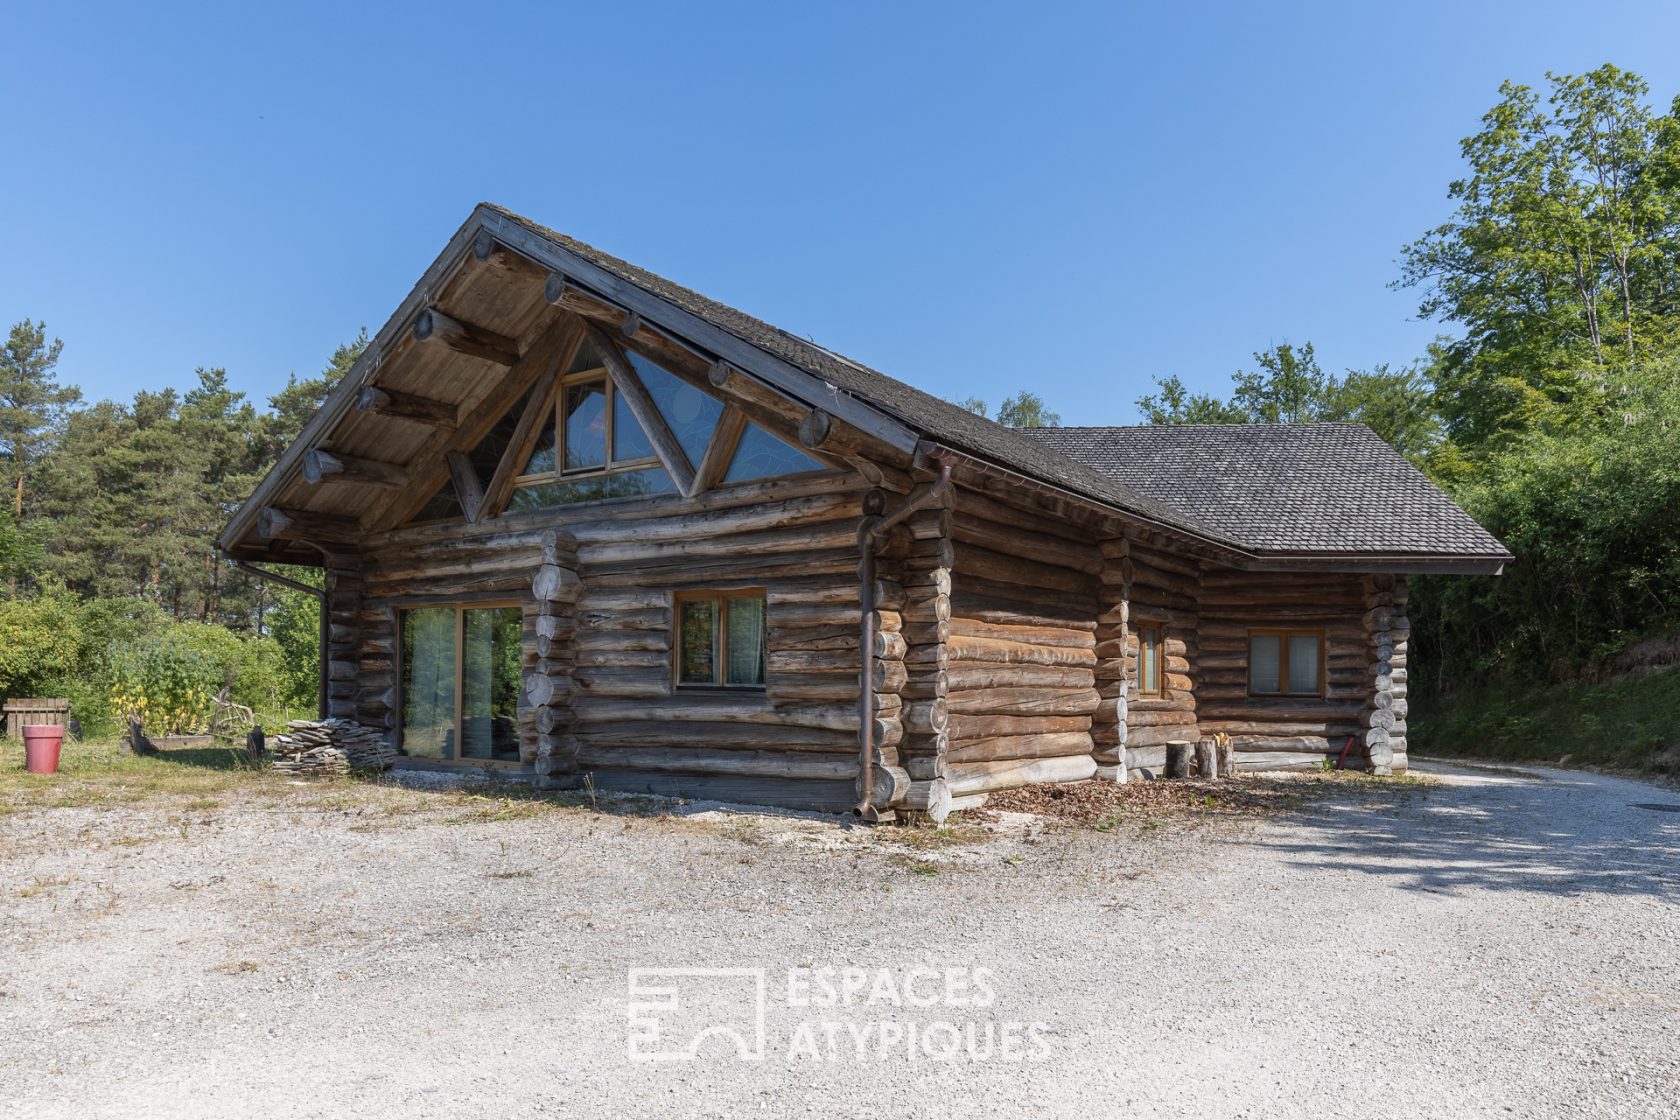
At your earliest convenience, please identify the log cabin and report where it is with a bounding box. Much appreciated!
[218,204,1510,821]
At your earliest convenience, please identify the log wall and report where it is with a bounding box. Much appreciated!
[1196,569,1391,770]
[943,488,1101,799]
[350,473,877,809]
[1113,532,1202,775]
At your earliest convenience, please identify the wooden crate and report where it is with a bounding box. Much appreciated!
[3,698,71,736]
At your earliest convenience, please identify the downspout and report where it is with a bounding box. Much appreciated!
[232,557,331,720]
[855,453,954,818]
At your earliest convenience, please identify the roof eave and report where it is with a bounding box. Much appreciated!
[1241,552,1512,576]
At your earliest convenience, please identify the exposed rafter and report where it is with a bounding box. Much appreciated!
[691,404,748,495]
[301,449,409,490]
[586,324,697,496]
[376,313,584,532]
[256,507,358,544]
[413,307,520,367]
[445,450,486,524]
[481,365,567,518]
[356,386,458,428]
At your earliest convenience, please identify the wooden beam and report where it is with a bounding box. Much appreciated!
[798,407,833,450]
[412,307,520,367]
[587,324,697,496]
[691,403,748,495]
[445,450,486,524]
[301,449,408,490]
[257,507,358,544]
[481,368,564,516]
[375,313,584,532]
[356,386,458,428]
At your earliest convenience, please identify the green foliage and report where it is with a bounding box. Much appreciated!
[1137,342,1445,464]
[0,319,81,516]
[1398,65,1680,447]
[1134,375,1247,424]
[1413,664,1680,773]
[266,574,322,710]
[996,391,1060,428]
[106,634,222,736]
[1413,347,1680,684]
[0,584,84,698]
[955,391,1062,427]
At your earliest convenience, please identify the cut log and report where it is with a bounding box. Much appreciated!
[799,408,834,450]
[356,385,458,427]
[1165,740,1193,779]
[302,449,408,490]
[413,307,520,366]
[256,507,357,544]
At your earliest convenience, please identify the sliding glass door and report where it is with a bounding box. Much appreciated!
[400,604,523,763]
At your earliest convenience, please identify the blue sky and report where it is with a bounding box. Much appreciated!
[4,0,1679,421]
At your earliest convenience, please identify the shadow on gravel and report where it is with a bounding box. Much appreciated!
[1247,771,1680,899]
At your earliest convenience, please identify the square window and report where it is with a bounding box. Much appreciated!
[1249,630,1324,696]
[675,590,767,689]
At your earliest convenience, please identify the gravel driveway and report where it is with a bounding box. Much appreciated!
[2,762,1676,1119]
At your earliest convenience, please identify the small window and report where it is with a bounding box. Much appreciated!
[675,590,767,689]
[1136,623,1164,697]
[1249,630,1324,696]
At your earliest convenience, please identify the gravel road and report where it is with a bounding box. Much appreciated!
[1,761,1676,1119]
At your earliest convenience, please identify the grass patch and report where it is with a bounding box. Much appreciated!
[1413,664,1680,774]
[0,738,287,814]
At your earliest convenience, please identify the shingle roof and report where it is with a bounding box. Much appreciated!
[487,205,1233,546]
[1021,424,1511,559]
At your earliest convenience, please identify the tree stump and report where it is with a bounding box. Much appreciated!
[1194,739,1218,780]
[1165,740,1193,779]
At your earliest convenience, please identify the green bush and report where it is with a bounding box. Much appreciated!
[0,584,85,699]
[106,635,222,736]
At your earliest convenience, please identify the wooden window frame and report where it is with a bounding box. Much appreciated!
[672,588,768,691]
[513,364,661,487]
[1135,622,1165,698]
[396,600,526,768]
[1246,628,1327,698]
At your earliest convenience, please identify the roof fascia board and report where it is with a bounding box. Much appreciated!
[478,209,922,457]
[1241,555,1510,576]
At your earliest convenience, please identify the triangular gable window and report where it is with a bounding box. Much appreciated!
[434,327,835,520]
[406,479,464,525]
[625,351,722,466]
[723,421,825,484]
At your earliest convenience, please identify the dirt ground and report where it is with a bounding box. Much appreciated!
[1,756,1677,1119]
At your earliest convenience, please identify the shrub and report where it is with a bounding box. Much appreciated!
[106,635,222,736]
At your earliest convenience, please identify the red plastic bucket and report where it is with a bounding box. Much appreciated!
[22,725,65,774]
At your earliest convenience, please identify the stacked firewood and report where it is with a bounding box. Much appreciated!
[270,718,396,776]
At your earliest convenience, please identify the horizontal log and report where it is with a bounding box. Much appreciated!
[946,687,1101,717]
[944,663,1094,692]
[947,713,1089,740]
[948,732,1094,763]
[572,745,856,780]
[947,634,1095,668]
[946,754,1096,796]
